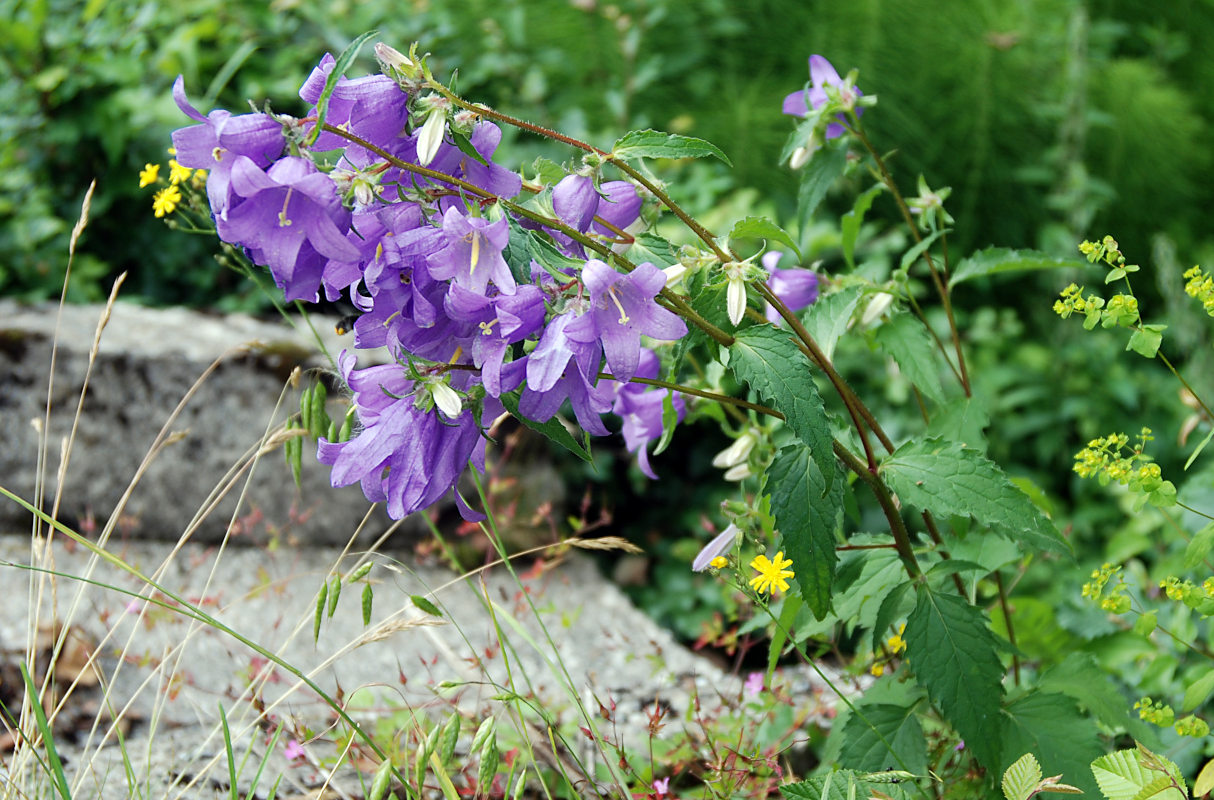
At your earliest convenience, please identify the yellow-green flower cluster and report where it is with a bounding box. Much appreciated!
[1081,562,1131,614]
[1158,575,1214,615]
[1053,283,1104,326]
[1134,698,1210,738]
[1182,266,1214,317]
[139,150,207,219]
[1079,235,1126,268]
[1073,429,1176,508]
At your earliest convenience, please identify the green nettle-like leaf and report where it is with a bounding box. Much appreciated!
[611,128,732,166]
[880,438,1071,557]
[948,247,1085,288]
[767,445,840,619]
[873,312,946,404]
[839,701,928,776]
[729,216,800,259]
[797,139,848,238]
[924,396,990,452]
[904,586,1005,772]
[842,184,883,270]
[780,770,914,800]
[1038,653,1140,734]
[1002,752,1042,800]
[729,326,834,488]
[1090,748,1186,800]
[627,231,680,269]
[500,391,592,463]
[871,579,914,650]
[898,228,948,274]
[801,286,862,361]
[999,691,1103,797]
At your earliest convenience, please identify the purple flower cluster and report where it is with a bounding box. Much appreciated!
[171,53,688,519]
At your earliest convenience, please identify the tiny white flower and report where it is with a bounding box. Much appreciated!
[723,462,752,482]
[429,380,462,419]
[712,431,756,469]
[416,105,447,167]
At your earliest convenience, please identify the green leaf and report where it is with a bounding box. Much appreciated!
[768,594,803,676]
[307,31,378,147]
[842,185,883,270]
[839,701,927,776]
[898,229,949,274]
[1038,653,1136,733]
[500,390,592,462]
[611,128,731,166]
[411,594,444,618]
[948,247,1084,288]
[1184,427,1214,470]
[925,396,990,452]
[1182,667,1214,712]
[450,128,489,166]
[1127,324,1165,358]
[874,313,945,404]
[797,140,848,238]
[1184,522,1214,568]
[627,231,680,269]
[904,585,1004,771]
[767,446,841,619]
[801,286,862,361]
[872,580,914,651]
[780,770,914,800]
[1002,752,1042,800]
[1091,749,1186,800]
[999,691,1103,797]
[880,438,1071,557]
[729,326,834,488]
[729,216,800,260]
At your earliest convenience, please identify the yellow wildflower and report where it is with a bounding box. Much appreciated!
[748,551,794,595]
[870,662,885,677]
[168,159,193,185]
[886,623,906,654]
[152,185,182,218]
[709,556,728,570]
[139,163,160,188]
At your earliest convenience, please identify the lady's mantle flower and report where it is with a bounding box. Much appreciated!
[749,551,794,595]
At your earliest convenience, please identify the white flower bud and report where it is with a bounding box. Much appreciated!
[417,107,446,167]
[712,431,756,469]
[430,381,462,419]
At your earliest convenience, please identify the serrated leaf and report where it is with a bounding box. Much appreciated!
[999,691,1103,798]
[874,313,945,404]
[1091,750,1184,800]
[308,31,378,147]
[798,140,848,238]
[780,770,914,800]
[842,185,883,270]
[729,216,800,259]
[500,390,592,462]
[767,445,840,619]
[904,586,1004,771]
[411,595,444,618]
[802,286,862,361]
[611,128,731,165]
[627,231,679,269]
[881,438,1071,557]
[948,247,1084,288]
[1182,667,1214,712]
[1038,653,1138,734]
[839,701,927,776]
[1002,752,1042,800]
[729,326,834,488]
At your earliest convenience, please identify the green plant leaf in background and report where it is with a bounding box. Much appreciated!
[728,216,800,260]
[999,691,1103,797]
[839,700,928,776]
[1001,752,1042,800]
[500,391,592,462]
[904,585,1004,772]
[1090,747,1186,800]
[797,139,848,240]
[880,438,1071,557]
[948,247,1084,288]
[728,325,834,488]
[800,285,862,362]
[610,128,732,166]
[873,312,946,404]
[842,184,883,270]
[766,445,841,619]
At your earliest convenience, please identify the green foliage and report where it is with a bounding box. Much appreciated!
[765,445,840,619]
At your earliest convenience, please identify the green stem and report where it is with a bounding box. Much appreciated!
[833,442,922,579]
[603,373,780,418]
[1159,352,1214,422]
[849,122,971,397]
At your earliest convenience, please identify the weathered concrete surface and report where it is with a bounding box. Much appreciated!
[0,300,408,546]
[0,536,854,799]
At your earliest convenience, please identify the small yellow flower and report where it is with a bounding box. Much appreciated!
[748,551,794,595]
[191,168,208,189]
[152,185,182,218]
[886,623,906,654]
[870,662,885,677]
[709,556,728,570]
[139,163,160,188]
[168,159,193,185]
